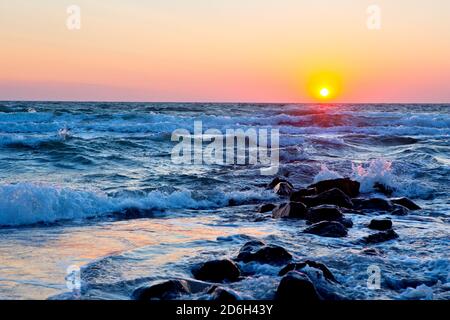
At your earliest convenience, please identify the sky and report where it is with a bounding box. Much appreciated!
[1,0,450,103]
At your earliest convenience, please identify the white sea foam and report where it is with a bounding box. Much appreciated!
[313,164,343,183]
[0,183,275,227]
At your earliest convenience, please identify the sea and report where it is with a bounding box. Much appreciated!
[0,102,448,300]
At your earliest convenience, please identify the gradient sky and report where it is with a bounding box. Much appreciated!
[1,0,450,102]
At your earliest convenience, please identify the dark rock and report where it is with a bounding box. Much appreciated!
[361,229,399,244]
[238,240,266,253]
[338,217,354,228]
[360,248,383,256]
[279,261,338,283]
[391,198,421,210]
[268,177,293,189]
[132,280,191,300]
[353,198,393,211]
[305,205,344,223]
[116,207,154,220]
[192,259,240,282]
[275,271,321,301]
[299,188,354,208]
[368,218,392,231]
[274,182,294,196]
[208,286,240,301]
[272,202,307,219]
[258,203,276,213]
[374,182,394,196]
[290,188,317,201]
[391,205,409,216]
[303,221,348,238]
[309,178,360,198]
[236,243,292,265]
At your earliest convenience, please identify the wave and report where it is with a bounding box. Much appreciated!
[0,183,276,227]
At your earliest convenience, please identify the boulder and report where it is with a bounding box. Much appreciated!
[361,229,399,244]
[236,242,292,265]
[274,182,294,196]
[338,217,354,228]
[132,279,191,300]
[208,286,240,301]
[305,205,344,223]
[368,218,392,231]
[290,188,317,201]
[391,205,409,216]
[279,261,338,283]
[308,178,360,198]
[391,198,421,210]
[353,198,393,211]
[303,221,348,238]
[374,182,394,196]
[275,271,321,301]
[298,188,354,208]
[258,203,276,213]
[360,248,383,256]
[268,177,293,189]
[272,202,307,219]
[192,259,240,282]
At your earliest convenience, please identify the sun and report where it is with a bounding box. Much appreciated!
[320,87,330,98]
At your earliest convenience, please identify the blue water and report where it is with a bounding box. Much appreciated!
[0,102,448,299]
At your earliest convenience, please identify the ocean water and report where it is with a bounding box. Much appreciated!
[0,102,448,300]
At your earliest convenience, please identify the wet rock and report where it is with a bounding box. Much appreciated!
[391,205,409,216]
[236,242,292,265]
[309,178,360,198]
[290,188,317,201]
[299,188,354,208]
[275,271,321,301]
[208,286,240,301]
[132,279,191,300]
[116,207,154,220]
[279,261,338,283]
[272,202,307,219]
[274,182,294,197]
[268,177,293,189]
[338,217,354,228]
[361,229,399,244]
[353,198,393,211]
[305,205,344,223]
[258,203,276,213]
[368,218,392,231]
[192,259,240,282]
[374,182,394,196]
[360,248,383,256]
[303,221,348,238]
[391,198,421,210]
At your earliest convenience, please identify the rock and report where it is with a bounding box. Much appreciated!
[299,188,354,208]
[361,229,399,244]
[258,203,276,213]
[272,202,307,219]
[374,182,394,196]
[275,271,321,301]
[274,182,294,196]
[353,198,393,211]
[360,248,383,256]
[238,240,266,253]
[338,217,354,228]
[303,221,348,238]
[305,205,344,223]
[368,218,392,231]
[116,207,154,220]
[290,188,317,201]
[391,198,421,210]
[391,205,409,216]
[236,243,292,265]
[208,286,240,301]
[279,261,338,283]
[192,259,240,282]
[132,279,191,300]
[268,177,293,189]
[308,178,360,198]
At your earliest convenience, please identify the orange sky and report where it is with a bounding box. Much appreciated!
[1,0,450,102]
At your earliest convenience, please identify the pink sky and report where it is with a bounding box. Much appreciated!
[1,0,450,102]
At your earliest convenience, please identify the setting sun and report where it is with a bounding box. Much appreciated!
[320,88,330,98]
